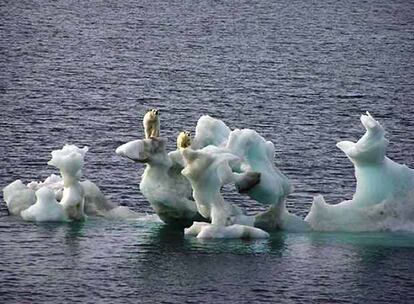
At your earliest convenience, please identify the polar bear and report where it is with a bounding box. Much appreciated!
[143,109,160,139]
[177,131,191,150]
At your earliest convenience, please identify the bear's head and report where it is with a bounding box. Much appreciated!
[147,109,159,119]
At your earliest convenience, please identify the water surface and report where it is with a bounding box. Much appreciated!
[1,0,414,303]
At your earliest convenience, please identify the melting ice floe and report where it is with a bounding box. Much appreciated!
[305,112,414,232]
[3,145,139,222]
[117,113,414,237]
[116,138,202,226]
[4,112,414,236]
[117,115,310,238]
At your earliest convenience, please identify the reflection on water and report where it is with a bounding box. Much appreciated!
[306,231,414,248]
[143,224,414,255]
[138,224,290,255]
[1,214,414,303]
[185,233,274,255]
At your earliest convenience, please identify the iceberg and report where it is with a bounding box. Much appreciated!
[181,148,255,226]
[47,145,89,221]
[180,147,271,238]
[3,144,138,222]
[305,112,414,232]
[225,128,309,232]
[4,111,413,234]
[117,114,309,238]
[115,138,203,226]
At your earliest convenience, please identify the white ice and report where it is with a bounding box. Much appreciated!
[192,115,231,149]
[116,138,201,226]
[116,114,310,237]
[225,128,309,232]
[305,112,414,232]
[47,145,89,221]
[7,111,412,234]
[3,180,36,216]
[181,148,255,226]
[21,187,68,222]
[184,222,269,239]
[190,117,310,232]
[27,174,63,200]
[3,144,138,222]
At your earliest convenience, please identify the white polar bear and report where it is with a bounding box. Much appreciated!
[176,131,191,150]
[143,109,160,139]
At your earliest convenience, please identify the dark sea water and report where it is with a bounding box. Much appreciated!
[1,0,414,303]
